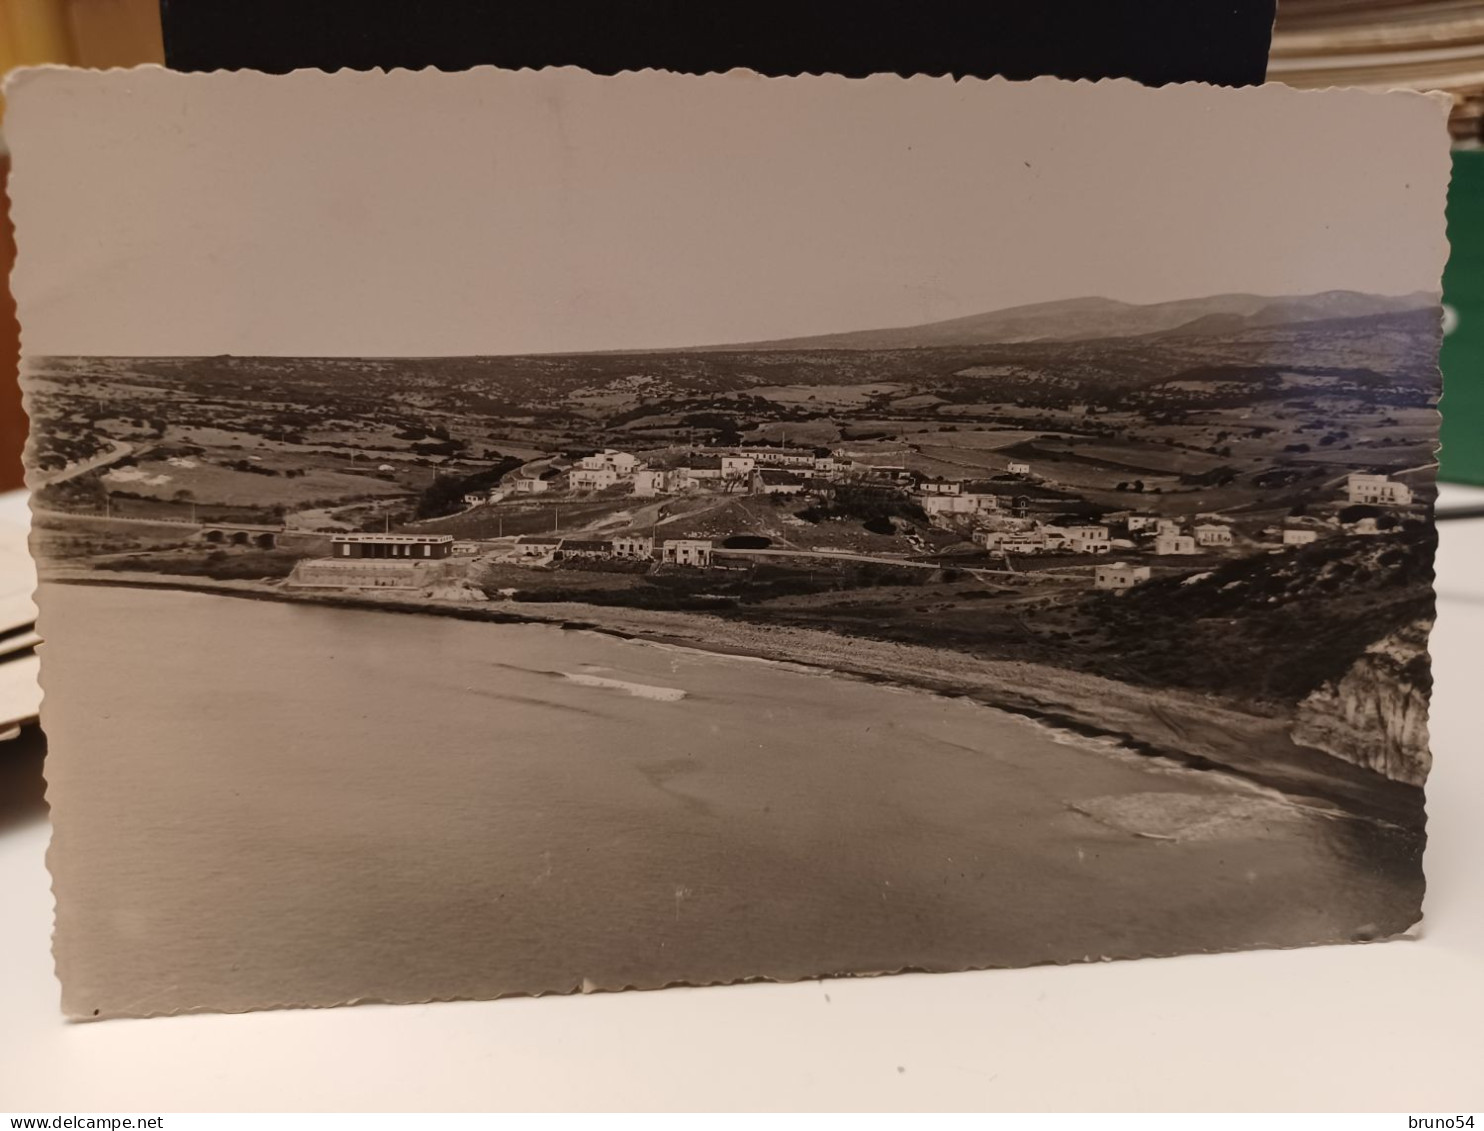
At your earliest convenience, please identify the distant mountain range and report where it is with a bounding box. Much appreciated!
[697,290,1439,353]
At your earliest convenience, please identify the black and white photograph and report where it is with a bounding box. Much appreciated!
[6,66,1450,1020]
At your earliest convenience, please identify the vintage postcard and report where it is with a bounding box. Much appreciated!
[5,67,1449,1018]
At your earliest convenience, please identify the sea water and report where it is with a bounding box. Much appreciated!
[39,584,1421,1016]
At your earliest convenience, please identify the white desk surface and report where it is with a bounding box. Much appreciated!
[2,489,1481,1114]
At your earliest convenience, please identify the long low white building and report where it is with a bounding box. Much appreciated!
[661,539,714,567]
[976,530,1048,554]
[920,492,998,516]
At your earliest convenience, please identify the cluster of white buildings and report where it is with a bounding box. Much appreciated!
[499,446,843,499]
[513,533,715,568]
[915,480,1004,518]
[471,449,650,504]
[975,522,1115,556]
[970,513,1236,559]
[963,509,1245,593]
[1118,513,1233,556]
[479,447,1042,506]
[650,448,845,497]
[570,449,643,491]
[909,466,1036,521]
[1256,473,1416,549]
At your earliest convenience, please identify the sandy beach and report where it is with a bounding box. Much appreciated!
[39,568,1423,829]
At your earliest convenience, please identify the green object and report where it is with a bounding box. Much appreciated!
[1442,150,1484,484]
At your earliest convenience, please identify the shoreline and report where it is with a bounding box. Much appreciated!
[38,567,1425,828]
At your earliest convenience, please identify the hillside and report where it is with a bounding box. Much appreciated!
[47,304,1437,421]
[700,290,1438,352]
[729,528,1434,716]
[1088,526,1435,704]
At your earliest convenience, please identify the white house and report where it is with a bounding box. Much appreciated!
[570,466,619,491]
[1154,533,1198,555]
[631,468,677,497]
[1043,524,1110,554]
[515,535,561,558]
[921,493,997,516]
[721,455,757,479]
[1094,563,1151,590]
[579,449,641,476]
[512,476,550,495]
[752,469,808,495]
[1069,536,1111,555]
[1282,528,1318,546]
[609,451,641,474]
[1061,524,1110,546]
[1193,523,1233,547]
[661,539,714,567]
[1346,473,1413,506]
[1066,531,1112,555]
[1007,461,1032,476]
[462,492,486,507]
[1124,514,1159,533]
[1153,518,1183,537]
[977,530,1048,554]
[611,534,655,560]
[917,478,963,496]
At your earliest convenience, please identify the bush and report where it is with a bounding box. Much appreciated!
[412,439,465,457]
[98,549,302,581]
[801,484,927,528]
[414,456,525,518]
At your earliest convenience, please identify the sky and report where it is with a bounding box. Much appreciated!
[5,66,1453,358]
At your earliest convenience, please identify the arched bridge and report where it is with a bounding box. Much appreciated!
[33,507,327,550]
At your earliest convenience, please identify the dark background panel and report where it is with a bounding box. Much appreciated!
[161,0,1276,87]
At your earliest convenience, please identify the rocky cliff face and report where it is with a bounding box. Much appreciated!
[1292,619,1433,786]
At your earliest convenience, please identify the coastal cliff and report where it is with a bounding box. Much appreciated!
[1292,619,1433,786]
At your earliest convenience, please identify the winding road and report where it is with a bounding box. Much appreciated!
[30,441,136,488]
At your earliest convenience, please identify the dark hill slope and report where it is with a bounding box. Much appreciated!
[1089,527,1435,704]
